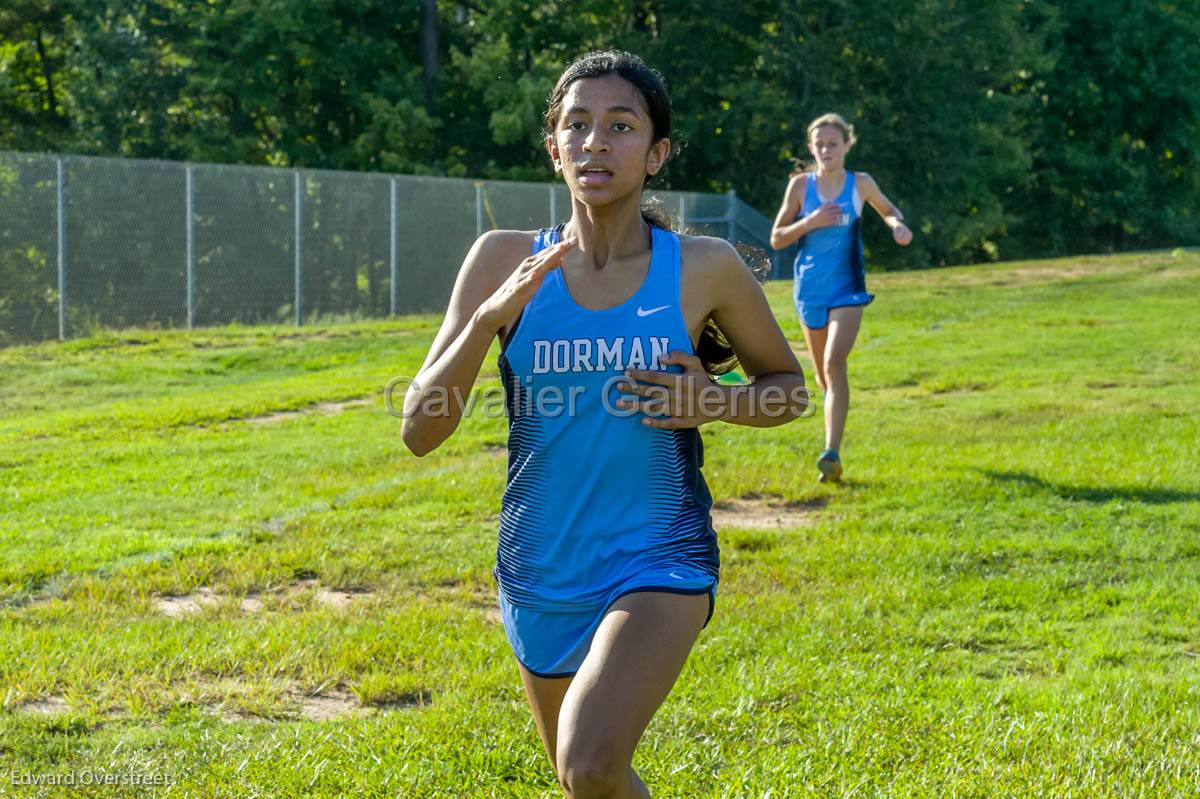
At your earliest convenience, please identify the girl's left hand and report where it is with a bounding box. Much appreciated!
[893,223,913,246]
[617,352,724,429]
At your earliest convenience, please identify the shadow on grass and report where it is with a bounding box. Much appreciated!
[983,470,1200,505]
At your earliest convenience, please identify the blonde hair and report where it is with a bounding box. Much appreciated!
[807,113,857,146]
[790,113,858,176]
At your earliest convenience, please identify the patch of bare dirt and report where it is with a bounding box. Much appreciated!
[997,263,1114,282]
[288,686,429,720]
[152,580,375,618]
[11,679,426,725]
[712,494,826,530]
[154,588,266,617]
[18,696,72,715]
[292,578,374,610]
[314,587,364,610]
[1150,266,1198,280]
[11,695,136,727]
[154,588,223,618]
[244,397,373,426]
[272,330,358,342]
[238,595,265,613]
[194,678,429,723]
[290,687,371,721]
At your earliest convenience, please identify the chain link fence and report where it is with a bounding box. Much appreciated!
[0,151,791,344]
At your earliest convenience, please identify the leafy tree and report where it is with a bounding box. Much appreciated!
[1013,0,1200,255]
[3,0,1200,342]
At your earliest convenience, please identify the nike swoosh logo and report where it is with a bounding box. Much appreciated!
[636,305,671,317]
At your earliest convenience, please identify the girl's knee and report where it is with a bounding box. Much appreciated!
[822,355,848,378]
[558,760,625,798]
[557,740,627,798]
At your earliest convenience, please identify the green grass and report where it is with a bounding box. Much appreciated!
[1,250,1198,797]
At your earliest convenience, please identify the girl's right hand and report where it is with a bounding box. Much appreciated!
[477,236,578,332]
[806,203,843,229]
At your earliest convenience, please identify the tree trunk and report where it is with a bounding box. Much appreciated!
[420,0,438,106]
[35,26,59,118]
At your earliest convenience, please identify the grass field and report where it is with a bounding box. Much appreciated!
[1,249,1198,797]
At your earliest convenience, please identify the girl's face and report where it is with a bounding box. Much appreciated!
[808,125,850,170]
[547,73,670,205]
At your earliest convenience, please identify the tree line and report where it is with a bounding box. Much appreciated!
[2,0,1198,271]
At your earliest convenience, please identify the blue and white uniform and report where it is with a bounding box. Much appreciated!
[793,171,874,329]
[495,223,720,678]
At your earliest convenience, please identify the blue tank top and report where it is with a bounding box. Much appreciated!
[496,224,719,611]
[795,171,866,282]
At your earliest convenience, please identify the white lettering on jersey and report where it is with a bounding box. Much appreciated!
[572,338,593,372]
[627,337,647,370]
[552,340,570,372]
[597,337,623,371]
[529,336,670,374]
[532,340,551,374]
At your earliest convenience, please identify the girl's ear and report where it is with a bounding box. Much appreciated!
[646,138,671,177]
[546,134,563,173]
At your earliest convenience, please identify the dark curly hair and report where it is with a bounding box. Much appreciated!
[544,50,739,377]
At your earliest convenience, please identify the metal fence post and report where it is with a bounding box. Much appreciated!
[475,182,484,238]
[2,151,777,339]
[294,171,303,326]
[725,189,737,242]
[390,176,398,317]
[186,164,195,329]
[56,157,66,341]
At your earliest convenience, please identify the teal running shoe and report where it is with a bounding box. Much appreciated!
[817,448,842,483]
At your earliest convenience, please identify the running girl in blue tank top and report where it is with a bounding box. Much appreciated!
[770,113,912,483]
[403,51,809,798]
